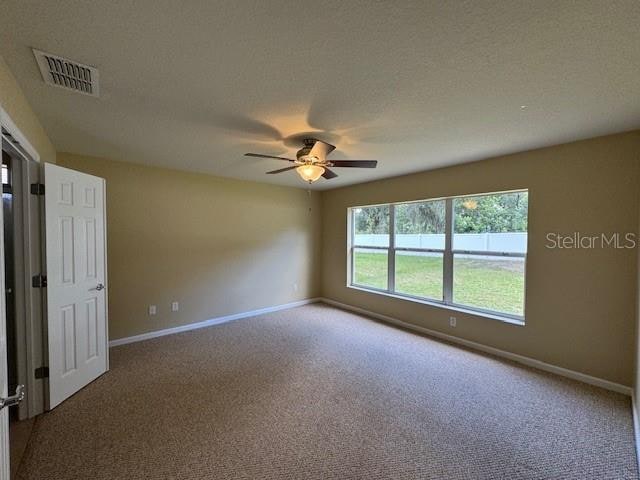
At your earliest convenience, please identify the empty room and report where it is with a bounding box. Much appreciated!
[1,1,640,479]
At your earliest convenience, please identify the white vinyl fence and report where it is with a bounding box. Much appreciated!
[355,232,527,253]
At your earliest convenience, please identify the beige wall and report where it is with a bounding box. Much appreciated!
[636,192,640,410]
[0,55,55,163]
[57,153,322,340]
[322,131,640,386]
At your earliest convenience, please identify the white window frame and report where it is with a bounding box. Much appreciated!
[348,190,527,323]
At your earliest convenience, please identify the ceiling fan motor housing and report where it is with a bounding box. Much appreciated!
[296,138,320,164]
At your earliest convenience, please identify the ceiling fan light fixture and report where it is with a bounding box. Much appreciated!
[296,164,324,183]
[245,138,378,183]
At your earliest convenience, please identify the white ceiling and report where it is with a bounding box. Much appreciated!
[1,1,639,190]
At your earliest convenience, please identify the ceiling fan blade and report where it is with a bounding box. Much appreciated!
[245,153,295,162]
[330,160,378,168]
[309,140,336,160]
[321,167,338,179]
[266,166,297,174]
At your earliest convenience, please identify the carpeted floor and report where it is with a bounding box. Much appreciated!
[16,304,638,479]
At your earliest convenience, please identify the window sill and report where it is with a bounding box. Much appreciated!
[347,284,525,326]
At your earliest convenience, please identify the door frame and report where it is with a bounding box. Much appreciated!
[2,134,46,419]
[0,108,40,163]
[1,106,47,419]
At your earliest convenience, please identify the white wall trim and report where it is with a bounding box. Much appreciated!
[109,298,322,347]
[319,297,633,396]
[632,393,640,472]
[0,107,41,162]
[109,295,632,396]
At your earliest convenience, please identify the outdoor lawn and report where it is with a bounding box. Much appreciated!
[353,251,524,316]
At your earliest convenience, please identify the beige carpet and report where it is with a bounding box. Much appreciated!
[9,418,35,480]
[17,304,638,479]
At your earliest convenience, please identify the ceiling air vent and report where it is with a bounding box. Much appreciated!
[32,49,99,97]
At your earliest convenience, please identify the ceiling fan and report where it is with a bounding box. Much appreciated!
[245,138,378,183]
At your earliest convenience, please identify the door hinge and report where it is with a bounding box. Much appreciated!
[32,274,47,288]
[34,366,49,379]
[30,183,45,195]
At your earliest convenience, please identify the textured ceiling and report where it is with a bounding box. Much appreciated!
[1,0,639,190]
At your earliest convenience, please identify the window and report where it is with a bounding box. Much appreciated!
[352,205,389,290]
[394,200,445,300]
[349,190,528,321]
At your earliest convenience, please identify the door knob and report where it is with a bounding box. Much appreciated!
[95,283,105,291]
[0,384,24,410]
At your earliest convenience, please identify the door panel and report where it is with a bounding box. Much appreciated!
[44,164,108,409]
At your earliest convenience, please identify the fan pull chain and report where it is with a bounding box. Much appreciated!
[307,189,312,212]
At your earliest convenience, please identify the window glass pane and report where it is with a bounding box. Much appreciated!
[353,205,390,247]
[394,200,445,249]
[353,248,388,290]
[453,191,528,253]
[453,254,525,316]
[395,251,443,300]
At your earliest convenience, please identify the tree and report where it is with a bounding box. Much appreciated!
[354,206,389,234]
[354,192,528,234]
[395,201,445,234]
[454,192,528,233]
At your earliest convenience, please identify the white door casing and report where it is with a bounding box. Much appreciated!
[0,163,9,480]
[44,164,108,409]
[1,105,43,479]
[0,105,40,480]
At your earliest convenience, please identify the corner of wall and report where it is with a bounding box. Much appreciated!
[317,189,327,299]
[634,148,640,468]
[0,54,56,164]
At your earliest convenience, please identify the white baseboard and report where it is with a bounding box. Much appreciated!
[319,297,632,396]
[109,295,631,397]
[109,298,322,347]
[633,393,640,472]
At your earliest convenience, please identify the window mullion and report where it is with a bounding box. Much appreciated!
[388,204,395,293]
[443,198,453,303]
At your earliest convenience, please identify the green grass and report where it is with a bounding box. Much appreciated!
[353,251,524,316]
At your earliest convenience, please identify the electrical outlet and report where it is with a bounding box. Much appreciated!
[449,316,456,327]
[293,283,298,292]
[171,301,179,312]
[149,305,157,315]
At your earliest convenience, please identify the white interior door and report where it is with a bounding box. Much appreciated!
[44,164,108,409]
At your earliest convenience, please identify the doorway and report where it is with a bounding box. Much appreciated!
[0,112,108,479]
[1,132,44,479]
